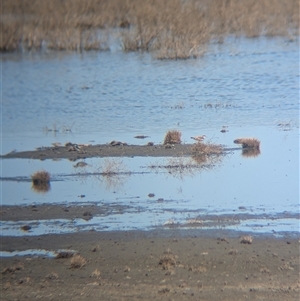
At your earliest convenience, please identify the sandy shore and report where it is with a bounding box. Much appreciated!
[1,229,299,301]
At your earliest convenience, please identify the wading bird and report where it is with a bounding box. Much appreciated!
[191,135,206,142]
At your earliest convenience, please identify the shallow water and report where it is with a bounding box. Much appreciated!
[1,37,299,237]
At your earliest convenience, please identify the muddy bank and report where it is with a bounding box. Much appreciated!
[1,230,299,301]
[1,143,234,160]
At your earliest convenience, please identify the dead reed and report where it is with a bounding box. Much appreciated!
[70,255,87,269]
[159,248,178,270]
[2,0,298,57]
[191,141,223,156]
[164,130,182,145]
[31,170,51,193]
[240,235,253,244]
[234,138,260,149]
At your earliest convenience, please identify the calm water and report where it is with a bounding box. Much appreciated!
[1,37,299,237]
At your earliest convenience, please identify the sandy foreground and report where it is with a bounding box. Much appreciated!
[1,225,299,301]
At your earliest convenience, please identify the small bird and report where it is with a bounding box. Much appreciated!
[191,135,206,142]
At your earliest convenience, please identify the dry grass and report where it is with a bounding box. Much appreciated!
[90,268,101,279]
[70,255,87,268]
[97,158,130,190]
[101,158,127,175]
[164,130,181,145]
[2,0,298,57]
[234,138,260,150]
[240,235,253,244]
[191,142,223,156]
[31,170,51,193]
[159,248,178,270]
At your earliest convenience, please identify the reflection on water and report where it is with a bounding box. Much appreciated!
[1,37,299,236]
[1,127,299,235]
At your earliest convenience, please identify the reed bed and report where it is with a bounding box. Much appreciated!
[1,0,298,58]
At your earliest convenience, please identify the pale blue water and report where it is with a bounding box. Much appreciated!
[1,37,299,238]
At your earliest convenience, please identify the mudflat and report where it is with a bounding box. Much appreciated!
[0,142,231,160]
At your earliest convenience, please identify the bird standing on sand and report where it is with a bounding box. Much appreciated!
[191,135,206,142]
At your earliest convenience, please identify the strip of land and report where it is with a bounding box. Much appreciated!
[1,143,234,160]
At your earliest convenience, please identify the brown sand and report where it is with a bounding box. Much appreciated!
[1,229,299,301]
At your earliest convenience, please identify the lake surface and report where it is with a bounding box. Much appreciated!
[1,37,299,237]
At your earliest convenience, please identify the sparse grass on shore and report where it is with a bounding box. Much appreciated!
[1,0,298,58]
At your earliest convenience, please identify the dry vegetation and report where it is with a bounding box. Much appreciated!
[31,170,51,193]
[70,255,87,268]
[164,130,182,144]
[158,248,178,270]
[1,0,298,58]
[240,235,253,244]
[234,138,260,149]
[97,158,130,189]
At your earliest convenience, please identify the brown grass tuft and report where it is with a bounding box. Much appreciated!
[70,255,87,268]
[90,268,101,279]
[159,248,178,270]
[234,138,260,149]
[31,170,50,184]
[240,235,253,244]
[164,130,181,145]
[31,170,51,193]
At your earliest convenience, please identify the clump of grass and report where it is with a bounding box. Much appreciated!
[191,142,223,156]
[188,265,207,273]
[163,130,181,145]
[70,255,86,268]
[240,235,253,244]
[228,249,239,255]
[234,138,260,149]
[55,250,77,259]
[31,170,50,184]
[31,170,51,193]
[90,268,101,279]
[159,248,178,270]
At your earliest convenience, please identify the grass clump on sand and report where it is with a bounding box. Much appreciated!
[240,235,253,244]
[70,255,87,269]
[164,130,182,145]
[159,248,178,270]
[234,138,260,149]
[31,170,51,193]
